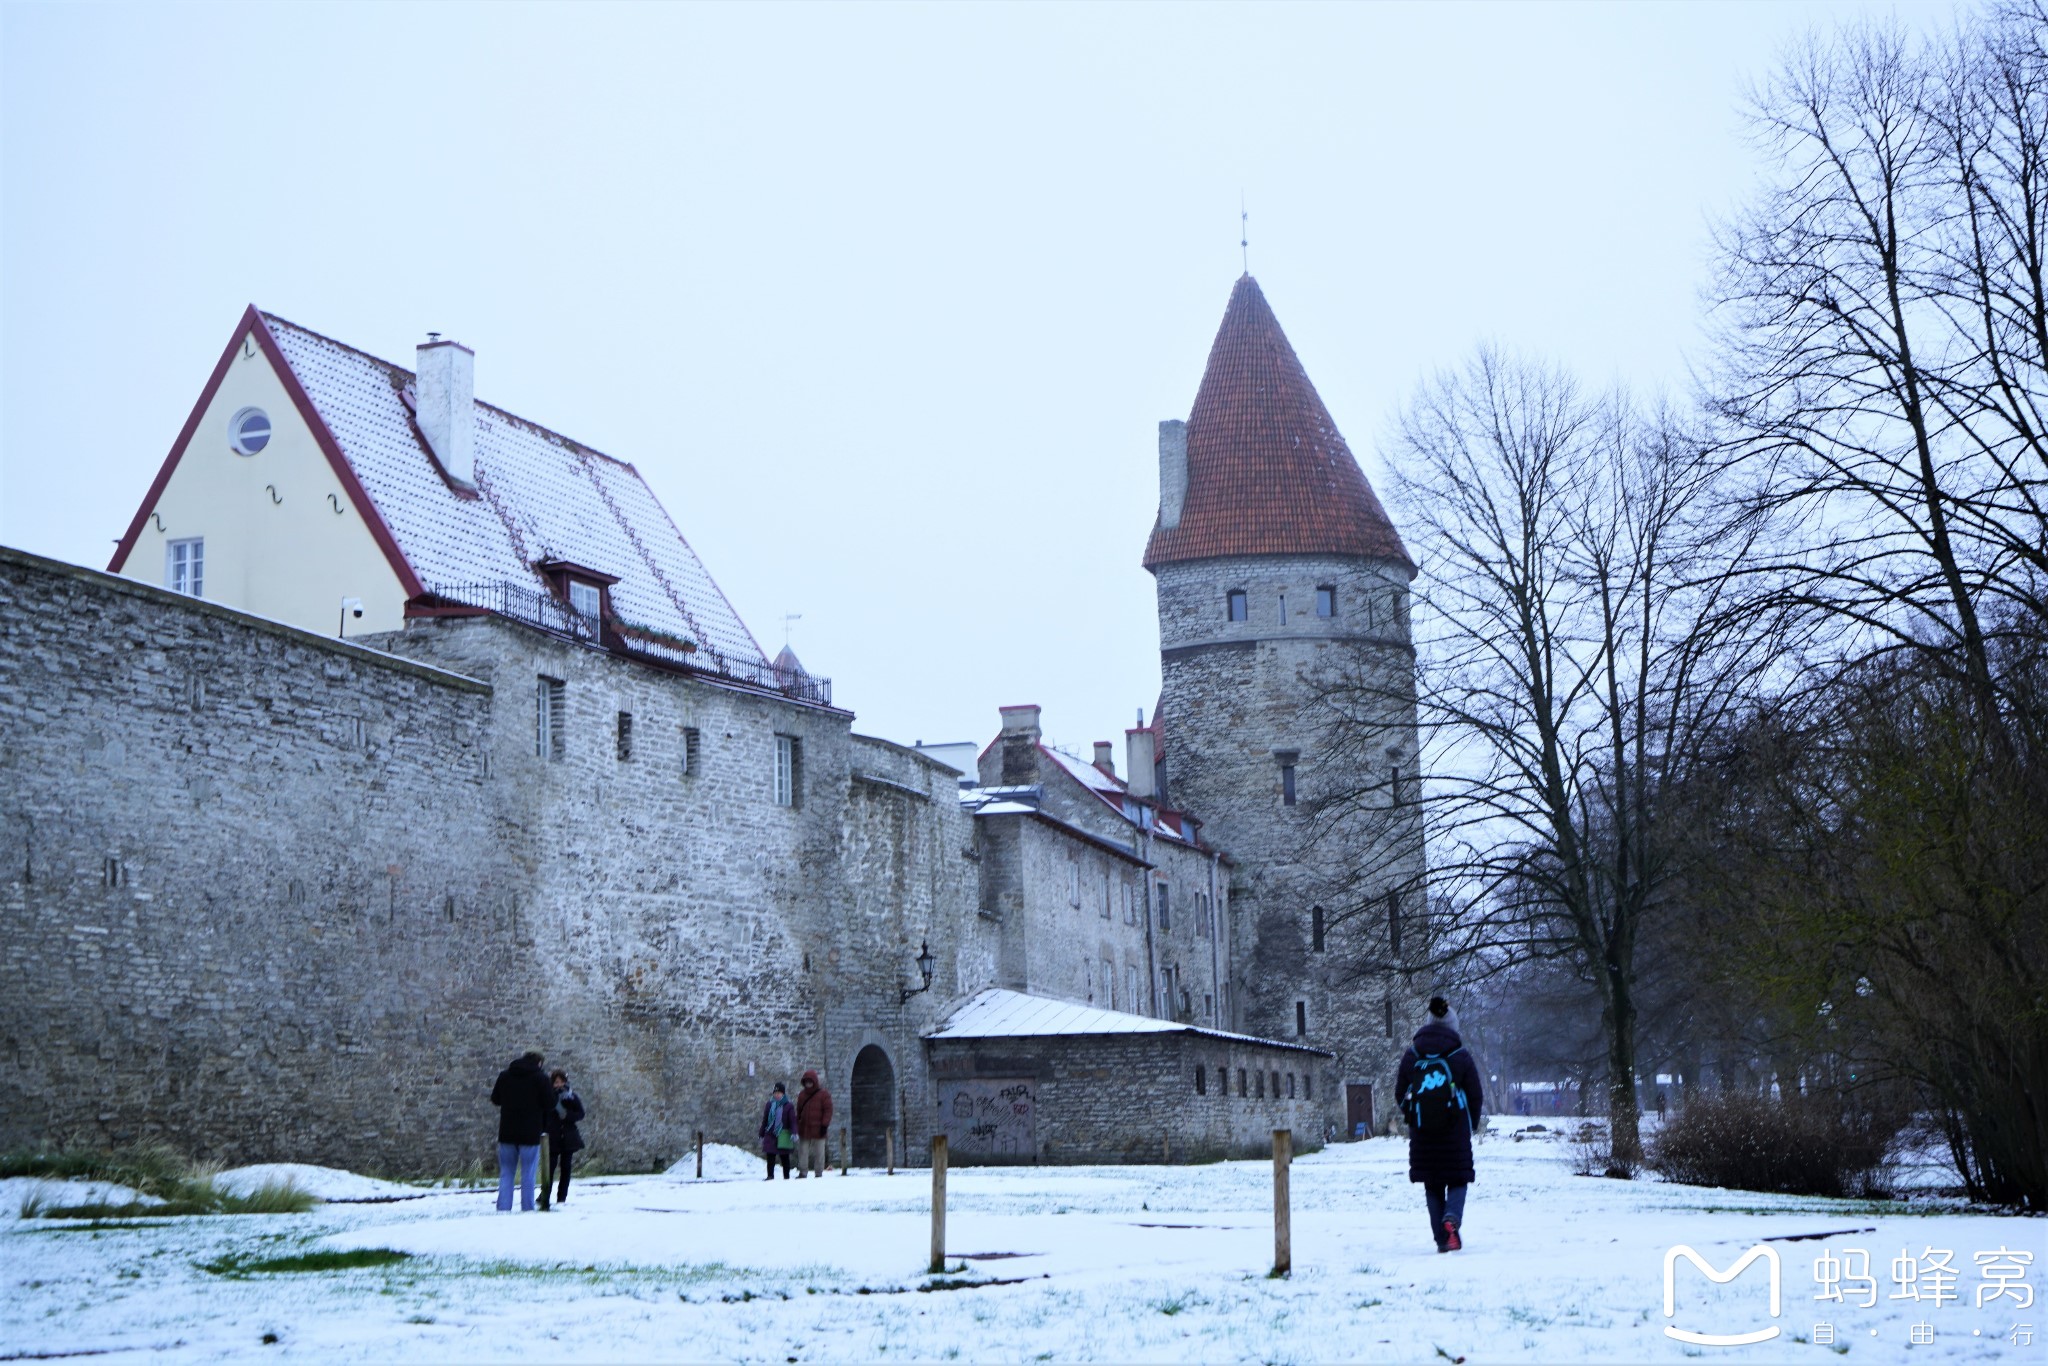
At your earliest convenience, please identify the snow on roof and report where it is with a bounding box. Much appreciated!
[926,988,1332,1055]
[264,313,766,670]
[1036,743,1201,847]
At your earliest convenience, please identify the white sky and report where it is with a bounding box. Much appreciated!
[0,0,1950,756]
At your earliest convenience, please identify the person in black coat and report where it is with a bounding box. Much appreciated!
[490,1051,554,1212]
[544,1069,586,1204]
[1396,997,1485,1252]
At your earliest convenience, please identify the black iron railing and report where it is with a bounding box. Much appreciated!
[417,581,832,707]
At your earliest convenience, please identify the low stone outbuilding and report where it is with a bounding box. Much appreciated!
[925,989,1331,1164]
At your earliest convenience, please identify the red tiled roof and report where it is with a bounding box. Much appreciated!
[1143,275,1410,570]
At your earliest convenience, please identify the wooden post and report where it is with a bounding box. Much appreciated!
[1272,1129,1292,1276]
[1163,1135,1170,1164]
[841,1126,850,1175]
[929,1134,948,1274]
[886,1124,895,1175]
[695,1130,704,1179]
[537,1135,552,1211]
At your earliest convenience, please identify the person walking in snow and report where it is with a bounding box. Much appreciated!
[544,1069,586,1204]
[1397,996,1484,1252]
[793,1069,834,1178]
[490,1050,554,1212]
[759,1081,797,1180]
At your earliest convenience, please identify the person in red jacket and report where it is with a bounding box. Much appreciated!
[793,1069,834,1178]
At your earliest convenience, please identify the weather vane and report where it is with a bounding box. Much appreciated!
[783,613,802,648]
[1240,193,1249,273]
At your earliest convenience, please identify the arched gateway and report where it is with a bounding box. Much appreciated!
[850,1044,895,1167]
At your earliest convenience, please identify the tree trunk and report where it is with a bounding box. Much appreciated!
[1606,979,1641,1169]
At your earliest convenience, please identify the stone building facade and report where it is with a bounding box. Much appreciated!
[2,277,1427,1172]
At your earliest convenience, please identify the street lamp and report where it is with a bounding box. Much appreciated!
[900,939,937,1004]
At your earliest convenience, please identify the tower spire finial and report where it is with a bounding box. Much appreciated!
[1240,193,1249,274]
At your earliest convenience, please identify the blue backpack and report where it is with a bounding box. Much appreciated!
[1404,1049,1469,1131]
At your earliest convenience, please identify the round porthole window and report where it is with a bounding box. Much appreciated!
[229,407,272,456]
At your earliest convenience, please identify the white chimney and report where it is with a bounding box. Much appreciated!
[1158,419,1188,530]
[1092,741,1116,776]
[1126,727,1157,799]
[416,337,476,487]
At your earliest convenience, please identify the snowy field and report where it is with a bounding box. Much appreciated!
[3,1125,2037,1363]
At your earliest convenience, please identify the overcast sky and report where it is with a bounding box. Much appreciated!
[1,0,1950,757]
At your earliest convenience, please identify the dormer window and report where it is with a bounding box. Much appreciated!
[535,559,621,642]
[568,580,601,621]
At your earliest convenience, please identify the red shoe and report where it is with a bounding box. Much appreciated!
[1442,1219,1462,1252]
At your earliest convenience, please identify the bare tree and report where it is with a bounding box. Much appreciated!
[1313,351,1775,1167]
[1711,9,2048,719]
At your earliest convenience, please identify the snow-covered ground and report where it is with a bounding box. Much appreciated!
[4,1126,2036,1362]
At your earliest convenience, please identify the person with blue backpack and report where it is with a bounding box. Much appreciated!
[1397,996,1485,1252]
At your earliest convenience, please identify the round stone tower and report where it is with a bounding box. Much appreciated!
[1145,274,1425,1136]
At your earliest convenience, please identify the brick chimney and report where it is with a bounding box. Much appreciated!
[1092,741,1116,776]
[1158,419,1188,530]
[998,705,1042,785]
[1126,726,1157,799]
[416,336,476,487]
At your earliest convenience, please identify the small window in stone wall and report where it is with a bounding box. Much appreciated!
[1238,1068,1248,1097]
[1226,589,1247,622]
[1155,882,1169,928]
[1287,1073,1296,1099]
[1304,1074,1313,1101]
[1101,870,1112,919]
[774,734,803,808]
[1195,1065,1206,1096]
[616,711,634,762]
[1311,904,1325,952]
[1271,1070,1281,1098]
[1296,1000,1307,1038]
[1316,585,1336,618]
[1067,857,1080,907]
[1281,762,1297,806]
[1104,958,1117,1009]
[1384,996,1395,1038]
[1256,1070,1265,1099]
[1127,965,1141,1014]
[536,677,566,760]
[682,726,701,777]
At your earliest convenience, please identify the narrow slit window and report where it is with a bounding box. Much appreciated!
[1296,1000,1307,1038]
[1311,904,1325,953]
[535,677,566,760]
[1195,1065,1207,1096]
[681,726,701,777]
[1281,763,1297,806]
[774,734,802,808]
[1155,882,1170,929]
[1278,593,1288,624]
[616,711,634,762]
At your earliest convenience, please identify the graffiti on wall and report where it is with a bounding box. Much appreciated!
[942,1078,1036,1158]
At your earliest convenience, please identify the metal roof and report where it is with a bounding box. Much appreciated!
[924,988,1333,1056]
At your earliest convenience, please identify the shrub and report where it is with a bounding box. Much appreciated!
[1649,1092,1901,1197]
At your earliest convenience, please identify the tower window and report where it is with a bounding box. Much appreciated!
[1316,585,1336,617]
[1288,1073,1297,1098]
[166,538,204,598]
[1238,1068,1248,1096]
[1311,905,1325,953]
[1296,1000,1307,1037]
[1226,589,1247,622]
[1278,593,1288,625]
[1195,1064,1207,1096]
[616,711,634,762]
[1281,763,1297,806]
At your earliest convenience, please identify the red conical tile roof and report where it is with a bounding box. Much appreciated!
[1144,275,1410,570]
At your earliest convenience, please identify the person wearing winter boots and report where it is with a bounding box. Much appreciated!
[1397,997,1485,1252]
[489,1050,554,1212]
[794,1069,834,1178]
[759,1082,797,1179]
[544,1069,586,1204]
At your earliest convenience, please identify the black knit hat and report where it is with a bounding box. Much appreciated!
[1428,996,1450,1018]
